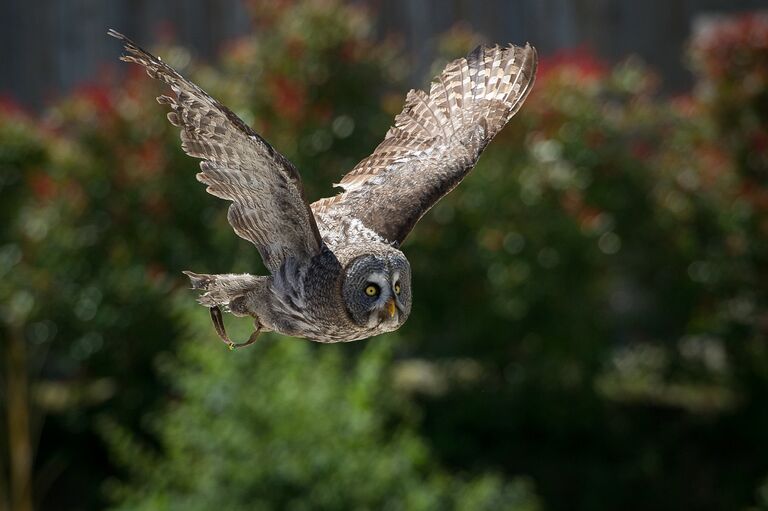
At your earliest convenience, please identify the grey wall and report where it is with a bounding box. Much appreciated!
[1,0,765,110]
[0,0,251,109]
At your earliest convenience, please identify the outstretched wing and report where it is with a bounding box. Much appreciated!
[312,44,537,244]
[109,30,323,273]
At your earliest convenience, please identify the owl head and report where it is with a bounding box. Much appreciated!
[341,246,412,332]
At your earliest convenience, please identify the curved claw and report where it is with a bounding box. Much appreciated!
[209,306,261,350]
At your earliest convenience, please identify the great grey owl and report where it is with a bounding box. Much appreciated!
[109,29,537,347]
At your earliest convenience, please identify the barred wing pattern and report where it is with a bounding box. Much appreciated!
[109,30,322,273]
[312,44,537,244]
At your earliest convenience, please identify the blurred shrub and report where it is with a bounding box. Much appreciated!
[401,11,768,511]
[690,11,768,181]
[1,2,767,511]
[758,477,768,511]
[103,303,539,511]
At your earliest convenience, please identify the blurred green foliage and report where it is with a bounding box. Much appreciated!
[0,1,767,510]
[103,302,538,511]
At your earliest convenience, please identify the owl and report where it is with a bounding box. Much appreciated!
[109,29,537,347]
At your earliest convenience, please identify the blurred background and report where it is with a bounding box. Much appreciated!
[1,0,767,510]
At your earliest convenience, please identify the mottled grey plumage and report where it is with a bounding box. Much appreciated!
[110,30,537,345]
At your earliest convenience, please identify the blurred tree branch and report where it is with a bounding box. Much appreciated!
[5,324,33,511]
[0,431,7,511]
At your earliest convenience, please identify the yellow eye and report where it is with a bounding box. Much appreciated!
[365,285,379,297]
[394,282,401,294]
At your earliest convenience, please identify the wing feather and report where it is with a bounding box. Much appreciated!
[109,30,322,272]
[312,43,537,244]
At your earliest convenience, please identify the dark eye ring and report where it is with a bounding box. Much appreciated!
[365,284,379,297]
[394,282,401,294]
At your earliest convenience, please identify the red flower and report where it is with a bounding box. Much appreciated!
[136,139,165,176]
[670,95,699,117]
[751,130,768,155]
[630,140,653,161]
[268,75,306,122]
[339,41,361,63]
[537,47,607,84]
[560,190,605,232]
[691,12,768,80]
[144,193,170,217]
[695,146,731,188]
[145,262,168,284]
[287,37,306,60]
[739,179,768,212]
[29,172,58,203]
[312,103,333,122]
[74,84,114,115]
[0,94,28,118]
[585,129,605,149]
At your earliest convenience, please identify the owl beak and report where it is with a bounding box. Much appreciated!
[386,298,396,318]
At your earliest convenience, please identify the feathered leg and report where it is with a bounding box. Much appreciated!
[210,306,261,350]
[183,271,264,349]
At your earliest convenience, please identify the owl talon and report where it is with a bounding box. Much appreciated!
[209,306,261,350]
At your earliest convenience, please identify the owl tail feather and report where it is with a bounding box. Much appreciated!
[183,271,260,313]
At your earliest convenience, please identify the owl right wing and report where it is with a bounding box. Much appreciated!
[312,44,537,245]
[110,30,323,273]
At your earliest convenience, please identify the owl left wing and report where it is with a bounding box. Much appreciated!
[312,43,537,244]
[110,30,323,273]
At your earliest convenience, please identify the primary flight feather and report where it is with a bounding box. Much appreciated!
[109,29,537,347]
